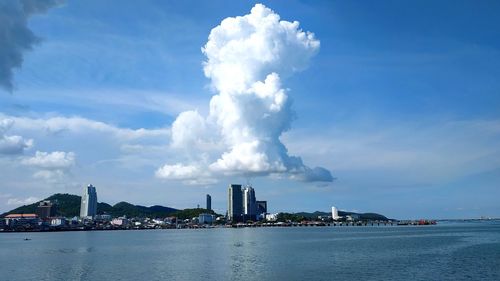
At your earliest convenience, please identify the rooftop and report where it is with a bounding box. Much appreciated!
[5,214,38,218]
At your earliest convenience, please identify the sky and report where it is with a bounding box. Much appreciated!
[0,0,499,219]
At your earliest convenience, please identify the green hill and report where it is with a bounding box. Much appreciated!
[1,194,81,217]
[107,202,178,218]
[294,210,389,221]
[1,193,178,218]
[171,208,218,220]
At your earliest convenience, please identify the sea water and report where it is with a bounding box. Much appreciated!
[1,221,499,280]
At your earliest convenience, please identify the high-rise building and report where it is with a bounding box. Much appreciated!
[206,194,211,211]
[228,184,243,222]
[80,184,98,218]
[243,186,257,221]
[256,200,267,215]
[331,206,340,220]
[37,200,56,219]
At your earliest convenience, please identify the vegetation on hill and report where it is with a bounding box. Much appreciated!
[276,212,308,222]
[171,208,219,220]
[108,202,178,218]
[1,193,178,218]
[1,194,81,217]
[293,210,389,221]
[294,211,330,219]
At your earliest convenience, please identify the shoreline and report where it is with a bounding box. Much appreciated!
[0,220,439,233]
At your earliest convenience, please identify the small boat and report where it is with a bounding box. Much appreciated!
[24,238,31,241]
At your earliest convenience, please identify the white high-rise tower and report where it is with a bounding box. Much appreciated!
[331,206,340,220]
[80,184,97,218]
[243,186,257,219]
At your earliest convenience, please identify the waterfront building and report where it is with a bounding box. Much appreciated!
[80,184,98,218]
[346,214,360,221]
[50,218,67,227]
[165,217,177,224]
[243,186,257,221]
[265,213,278,222]
[331,206,340,220]
[95,214,112,221]
[206,194,212,211]
[256,200,267,215]
[199,213,215,224]
[4,214,39,227]
[228,184,268,222]
[228,184,243,222]
[111,217,129,226]
[152,219,165,225]
[37,200,56,219]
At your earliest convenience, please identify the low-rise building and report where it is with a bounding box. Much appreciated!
[50,218,67,227]
[111,218,129,226]
[346,214,360,221]
[265,213,278,222]
[165,217,177,224]
[152,219,165,225]
[199,213,215,224]
[4,214,40,227]
[95,214,112,221]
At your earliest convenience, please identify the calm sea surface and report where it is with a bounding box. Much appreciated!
[1,221,499,281]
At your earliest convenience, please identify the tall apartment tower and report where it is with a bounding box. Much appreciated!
[80,184,98,218]
[331,206,340,220]
[206,194,212,211]
[228,184,243,222]
[243,186,257,221]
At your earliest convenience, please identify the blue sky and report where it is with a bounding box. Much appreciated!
[1,0,499,219]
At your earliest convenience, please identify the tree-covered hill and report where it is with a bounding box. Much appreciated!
[1,194,81,217]
[107,202,178,218]
[171,208,219,220]
[1,193,178,218]
[293,210,389,221]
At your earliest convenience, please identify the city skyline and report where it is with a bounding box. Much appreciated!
[1,1,499,219]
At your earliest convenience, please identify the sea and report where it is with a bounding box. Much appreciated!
[1,221,499,281]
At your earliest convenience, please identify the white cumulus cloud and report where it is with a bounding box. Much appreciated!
[22,151,75,169]
[22,150,75,182]
[156,163,202,180]
[0,118,33,155]
[156,4,333,184]
[155,163,216,185]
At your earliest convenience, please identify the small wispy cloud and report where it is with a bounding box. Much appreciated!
[284,118,500,187]
[7,196,40,206]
